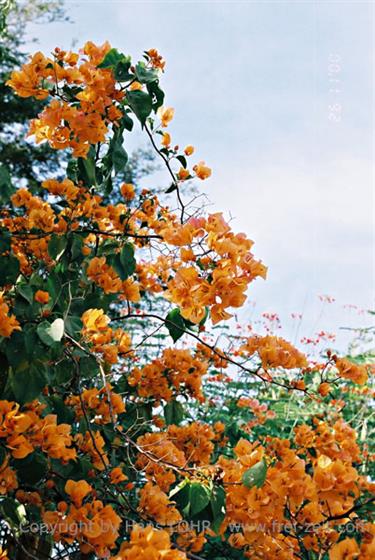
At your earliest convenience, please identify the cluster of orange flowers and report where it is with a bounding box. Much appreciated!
[6,43,123,157]
[3,166,267,330]
[159,212,267,324]
[66,385,125,424]
[139,482,182,527]
[135,432,186,492]
[44,479,121,558]
[81,308,132,364]
[0,293,20,337]
[168,422,216,466]
[128,348,208,403]
[334,356,368,385]
[113,525,187,560]
[216,418,374,559]
[75,430,109,471]
[240,334,308,370]
[0,399,76,462]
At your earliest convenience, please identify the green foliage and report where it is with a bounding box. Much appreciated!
[164,399,184,425]
[165,308,186,342]
[242,459,267,488]
[126,90,153,126]
[170,479,226,533]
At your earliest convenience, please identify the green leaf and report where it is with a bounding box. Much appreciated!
[0,254,19,286]
[165,308,185,342]
[97,48,125,69]
[135,62,159,84]
[64,315,83,337]
[190,483,211,516]
[66,159,78,182]
[165,182,178,194]
[17,284,34,305]
[54,360,74,385]
[126,90,153,126]
[112,140,128,173]
[0,498,24,526]
[14,452,48,485]
[48,234,67,260]
[176,155,187,169]
[10,364,48,404]
[164,400,184,425]
[147,80,165,111]
[169,479,191,517]
[0,165,15,204]
[0,230,11,253]
[79,356,99,379]
[120,243,136,276]
[0,446,6,466]
[209,485,226,532]
[78,154,96,187]
[114,59,133,81]
[70,235,84,261]
[97,48,133,81]
[37,319,64,346]
[242,459,267,488]
[121,112,134,132]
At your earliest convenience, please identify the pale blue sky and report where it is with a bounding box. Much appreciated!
[26,0,374,350]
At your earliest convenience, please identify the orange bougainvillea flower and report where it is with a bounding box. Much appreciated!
[0,295,21,337]
[193,161,212,180]
[114,525,186,559]
[120,183,135,201]
[334,357,368,385]
[318,382,331,396]
[157,106,175,127]
[329,538,360,560]
[5,52,50,99]
[34,290,50,304]
[82,308,110,332]
[146,48,166,70]
[65,479,92,507]
[177,167,190,181]
[109,467,127,484]
[241,335,308,370]
[161,132,171,147]
[0,458,18,495]
[184,145,194,156]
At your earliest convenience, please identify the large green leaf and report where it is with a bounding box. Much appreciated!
[0,230,11,253]
[97,48,125,69]
[164,399,184,425]
[112,138,128,173]
[242,459,267,488]
[77,154,96,187]
[0,254,19,286]
[10,364,48,404]
[37,318,64,346]
[170,480,226,532]
[147,80,165,110]
[48,234,67,260]
[126,90,153,126]
[120,243,136,276]
[165,308,185,342]
[190,483,211,516]
[135,62,159,84]
[0,164,15,204]
[14,452,48,485]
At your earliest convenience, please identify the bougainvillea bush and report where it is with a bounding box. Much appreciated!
[0,42,373,560]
